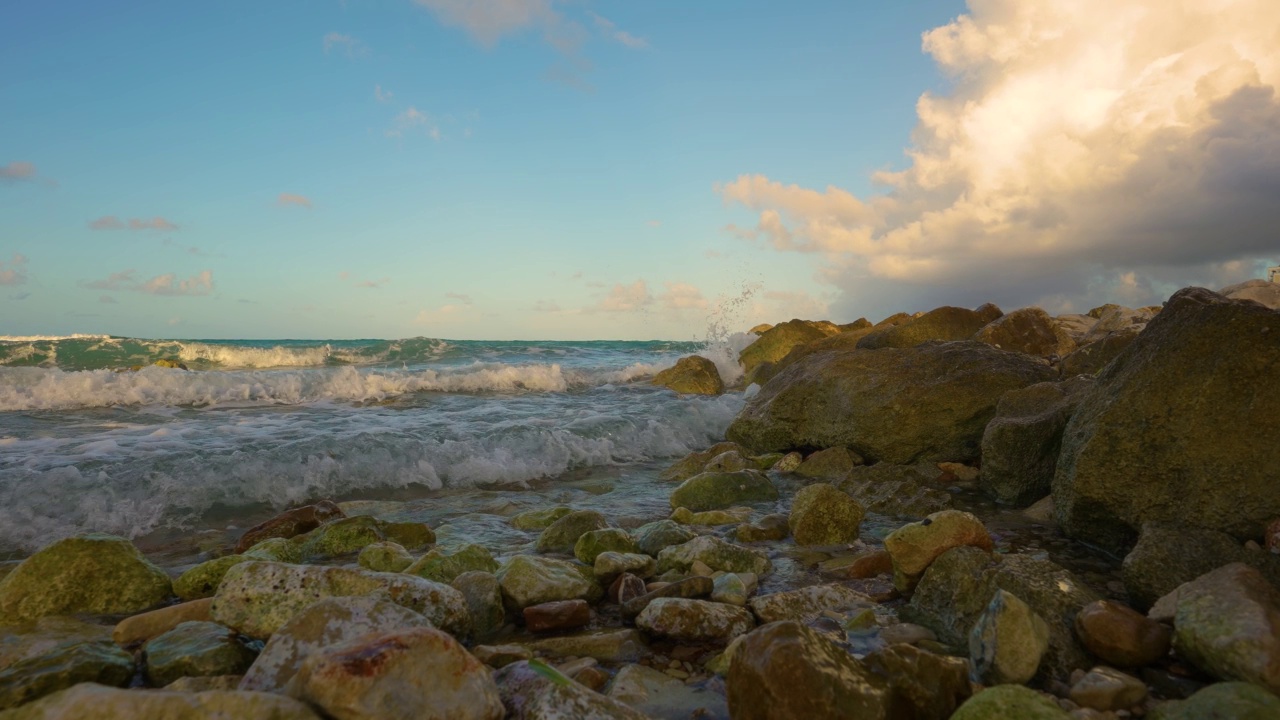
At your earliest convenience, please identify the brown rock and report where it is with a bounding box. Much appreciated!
[522,599,591,633]
[1074,600,1171,667]
[234,500,344,553]
[1267,518,1280,554]
[727,620,891,720]
[973,307,1077,358]
[608,574,647,605]
[846,550,894,579]
[864,643,973,720]
[112,598,213,647]
[572,665,609,691]
[621,577,714,622]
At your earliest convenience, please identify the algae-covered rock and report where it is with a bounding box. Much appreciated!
[669,470,778,512]
[450,572,506,643]
[659,442,751,482]
[405,544,499,584]
[1,618,112,673]
[656,536,771,576]
[239,595,432,692]
[1171,563,1280,693]
[793,447,863,479]
[510,507,573,531]
[495,660,649,720]
[738,319,839,383]
[950,685,1070,719]
[357,541,414,573]
[528,629,646,664]
[593,553,655,581]
[788,483,864,546]
[234,500,345,553]
[979,377,1093,506]
[856,306,992,350]
[884,510,993,591]
[747,584,872,624]
[495,555,601,611]
[726,620,891,720]
[1053,287,1280,552]
[291,516,434,561]
[863,643,972,720]
[574,529,638,565]
[969,590,1050,686]
[729,341,1055,463]
[620,578,714,622]
[284,627,503,720]
[144,621,257,688]
[174,557,249,602]
[210,561,468,639]
[0,641,133,710]
[1148,681,1280,720]
[633,520,697,557]
[635,598,754,643]
[1121,522,1280,611]
[1058,325,1142,377]
[973,307,1076,358]
[535,511,609,554]
[651,355,724,395]
[670,506,751,526]
[0,534,172,623]
[838,463,953,519]
[0,682,321,719]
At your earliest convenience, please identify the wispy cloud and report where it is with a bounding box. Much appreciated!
[595,279,652,312]
[80,269,213,296]
[386,107,441,140]
[413,0,555,47]
[374,84,393,102]
[658,281,708,311]
[589,12,647,49]
[277,193,313,208]
[89,216,179,231]
[323,32,366,57]
[414,303,468,324]
[356,277,391,288]
[0,161,37,182]
[445,292,472,304]
[0,254,28,286]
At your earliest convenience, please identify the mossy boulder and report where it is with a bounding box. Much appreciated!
[973,307,1077,357]
[143,621,257,688]
[669,470,778,512]
[357,541,414,573]
[510,507,573,531]
[884,510,993,591]
[1053,287,1280,553]
[651,355,724,395]
[632,520,697,557]
[0,641,133,710]
[857,306,993,350]
[738,319,840,383]
[405,544,498,584]
[535,511,609,554]
[979,378,1093,506]
[0,534,172,623]
[793,447,863,479]
[1170,563,1280,693]
[451,571,505,643]
[787,483,864,546]
[659,442,751,482]
[670,506,751,526]
[656,536,771,576]
[950,685,1070,719]
[1121,523,1280,611]
[494,555,601,611]
[573,529,638,565]
[635,598,754,643]
[234,500,345,553]
[209,562,468,639]
[1149,681,1280,720]
[838,463,953,519]
[291,516,434,561]
[175,557,251,602]
[748,325,880,387]
[1058,325,1142,377]
[728,341,1056,464]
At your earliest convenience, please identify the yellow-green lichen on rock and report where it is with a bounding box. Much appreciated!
[0,534,172,624]
[405,544,498,584]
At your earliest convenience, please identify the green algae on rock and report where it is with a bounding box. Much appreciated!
[0,641,133,711]
[510,507,574,531]
[357,541,414,573]
[574,529,638,565]
[290,516,434,561]
[633,520,697,556]
[144,621,257,688]
[406,544,499,584]
[650,355,724,395]
[668,470,778,512]
[0,682,322,720]
[950,685,1070,719]
[535,510,609,554]
[656,536,771,576]
[0,534,172,624]
[787,483,864,546]
[495,555,602,611]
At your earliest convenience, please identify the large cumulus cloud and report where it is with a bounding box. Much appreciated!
[718,0,1280,318]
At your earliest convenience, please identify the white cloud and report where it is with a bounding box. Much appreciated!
[0,162,36,182]
[414,303,468,324]
[659,281,709,311]
[374,84,393,102]
[81,269,213,296]
[413,0,556,47]
[277,193,313,208]
[589,12,647,49]
[717,0,1280,317]
[89,216,179,231]
[386,107,441,140]
[0,253,28,286]
[323,32,365,57]
[595,280,652,312]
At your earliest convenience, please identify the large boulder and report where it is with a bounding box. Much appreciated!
[1148,681,1280,720]
[1120,522,1280,611]
[727,341,1055,463]
[862,643,972,720]
[535,511,609,554]
[1220,279,1280,310]
[1170,563,1280,693]
[884,510,993,591]
[857,306,993,350]
[143,621,256,688]
[973,307,1077,358]
[749,326,878,387]
[495,555,601,611]
[950,685,1070,719]
[1053,287,1280,553]
[635,598,754,642]
[968,590,1050,686]
[669,470,778,512]
[209,562,468,639]
[979,378,1093,506]
[651,355,724,395]
[655,536,771,576]
[451,572,505,642]
[284,627,504,720]
[0,641,133,710]
[0,683,321,719]
[726,620,892,720]
[0,534,172,624]
[1058,326,1142,377]
[738,320,840,384]
[239,595,433,692]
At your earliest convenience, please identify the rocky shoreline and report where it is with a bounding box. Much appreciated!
[1,281,1278,719]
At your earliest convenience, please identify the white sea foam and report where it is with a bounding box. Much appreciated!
[175,342,337,368]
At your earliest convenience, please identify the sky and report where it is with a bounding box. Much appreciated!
[2,0,1278,341]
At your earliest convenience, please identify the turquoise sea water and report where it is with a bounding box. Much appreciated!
[0,335,752,557]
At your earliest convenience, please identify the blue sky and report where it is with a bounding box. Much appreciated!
[4,0,1278,339]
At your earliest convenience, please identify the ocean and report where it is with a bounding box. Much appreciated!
[0,334,755,562]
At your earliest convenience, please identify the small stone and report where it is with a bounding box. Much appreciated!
[472,644,532,668]
[771,452,803,473]
[529,629,645,663]
[794,447,863,479]
[536,510,609,554]
[608,573,648,605]
[636,599,754,642]
[451,571,506,643]
[621,577,715,622]
[1074,600,1171,668]
[820,549,894,579]
[633,520,698,557]
[970,589,1051,686]
[1169,563,1280,693]
[495,554,602,611]
[671,506,752,526]
[747,584,873,624]
[788,483,865,546]
[1267,518,1280,553]
[405,544,499,584]
[690,560,714,576]
[951,685,1072,719]
[113,598,214,647]
[523,600,591,633]
[495,660,648,720]
[669,470,779,512]
[878,623,936,646]
[1069,666,1147,712]
[510,507,573,531]
[573,665,610,691]
[574,529,639,565]
[234,500,344,553]
[144,621,257,688]
[885,510,993,591]
[1146,680,1280,719]
[735,514,790,543]
[357,541,414,573]
[655,536,771,576]
[711,573,749,606]
[595,552,655,582]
